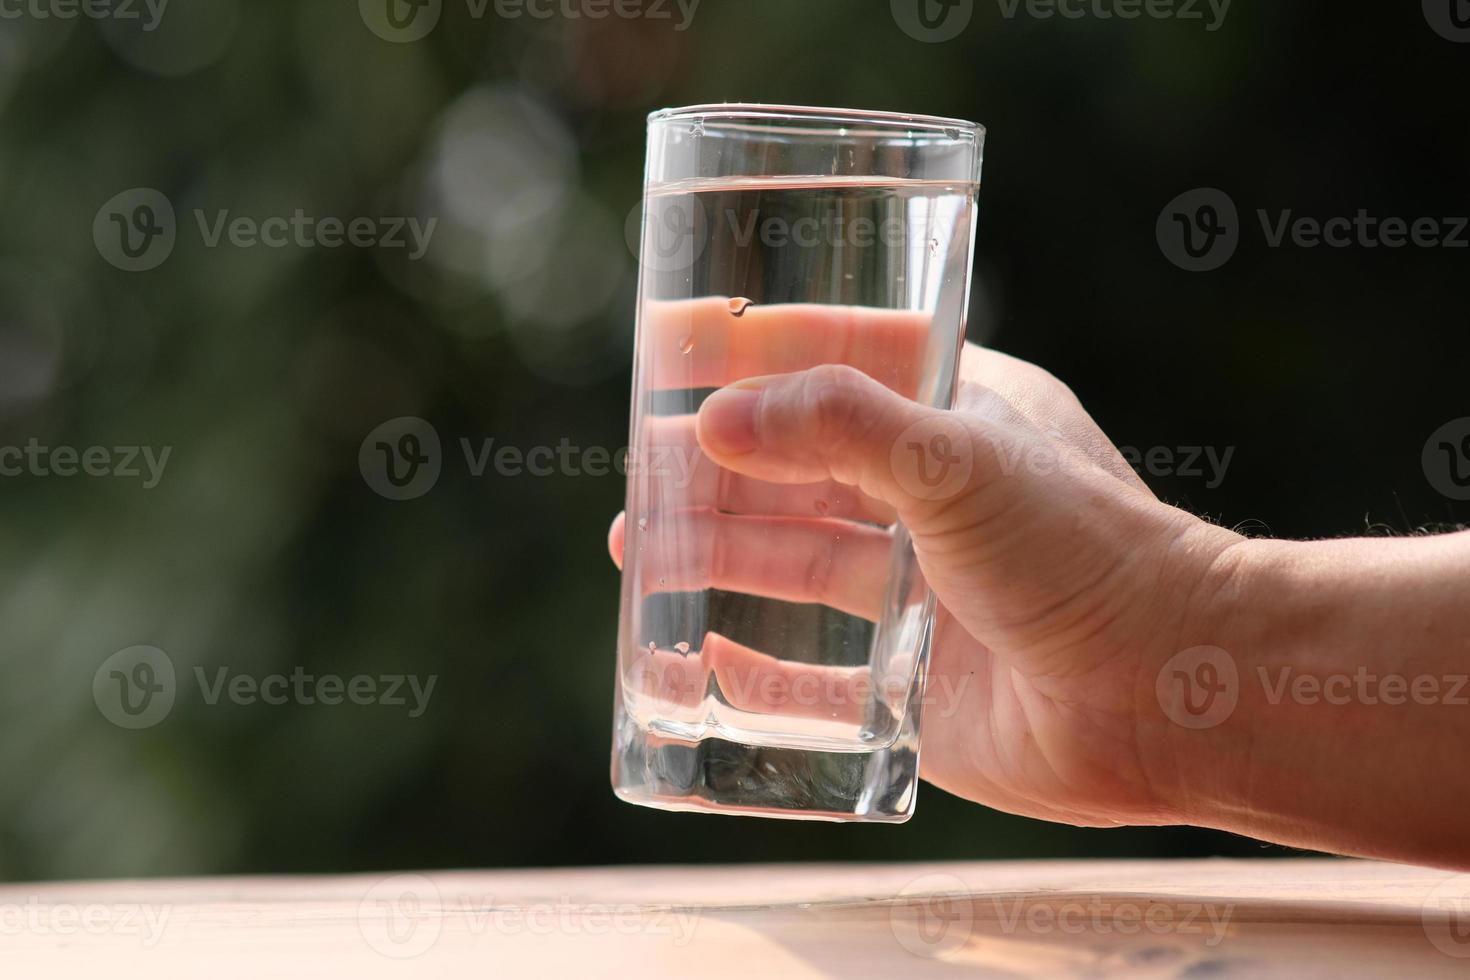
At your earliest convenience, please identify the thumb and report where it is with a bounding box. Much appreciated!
[695,364,979,515]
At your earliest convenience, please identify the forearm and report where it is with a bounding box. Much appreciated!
[1169,530,1470,868]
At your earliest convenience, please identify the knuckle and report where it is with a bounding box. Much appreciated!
[801,365,875,441]
[1026,363,1082,407]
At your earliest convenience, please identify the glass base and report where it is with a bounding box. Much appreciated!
[610,683,922,823]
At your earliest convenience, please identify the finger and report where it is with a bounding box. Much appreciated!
[615,508,893,622]
[627,632,880,727]
[609,513,625,569]
[639,414,897,524]
[695,363,982,520]
[643,298,931,395]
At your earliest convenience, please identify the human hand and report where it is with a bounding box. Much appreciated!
[609,302,1244,828]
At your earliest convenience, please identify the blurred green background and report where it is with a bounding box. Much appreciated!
[0,0,1466,881]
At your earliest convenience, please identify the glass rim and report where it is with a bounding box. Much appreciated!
[647,103,984,139]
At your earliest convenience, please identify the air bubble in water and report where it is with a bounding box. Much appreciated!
[637,517,649,532]
[675,641,691,655]
[928,238,940,255]
[647,641,656,655]
[814,499,830,516]
[677,335,694,355]
[727,297,753,317]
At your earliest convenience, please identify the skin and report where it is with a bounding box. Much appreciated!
[610,300,1470,869]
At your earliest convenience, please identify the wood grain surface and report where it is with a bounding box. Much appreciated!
[3,859,1468,977]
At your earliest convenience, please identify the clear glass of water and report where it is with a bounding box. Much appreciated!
[612,104,983,822]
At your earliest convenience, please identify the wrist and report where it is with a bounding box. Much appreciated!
[1138,525,1470,864]
[1134,519,1265,826]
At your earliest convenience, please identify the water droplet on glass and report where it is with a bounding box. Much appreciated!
[814,499,830,516]
[677,335,694,355]
[675,641,691,655]
[928,238,940,255]
[647,641,656,656]
[658,577,666,587]
[727,297,753,318]
[637,517,649,532]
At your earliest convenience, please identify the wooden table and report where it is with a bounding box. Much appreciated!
[5,859,1469,977]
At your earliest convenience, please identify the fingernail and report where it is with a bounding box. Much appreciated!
[699,386,763,456]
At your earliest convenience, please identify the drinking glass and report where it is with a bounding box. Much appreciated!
[612,104,983,821]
